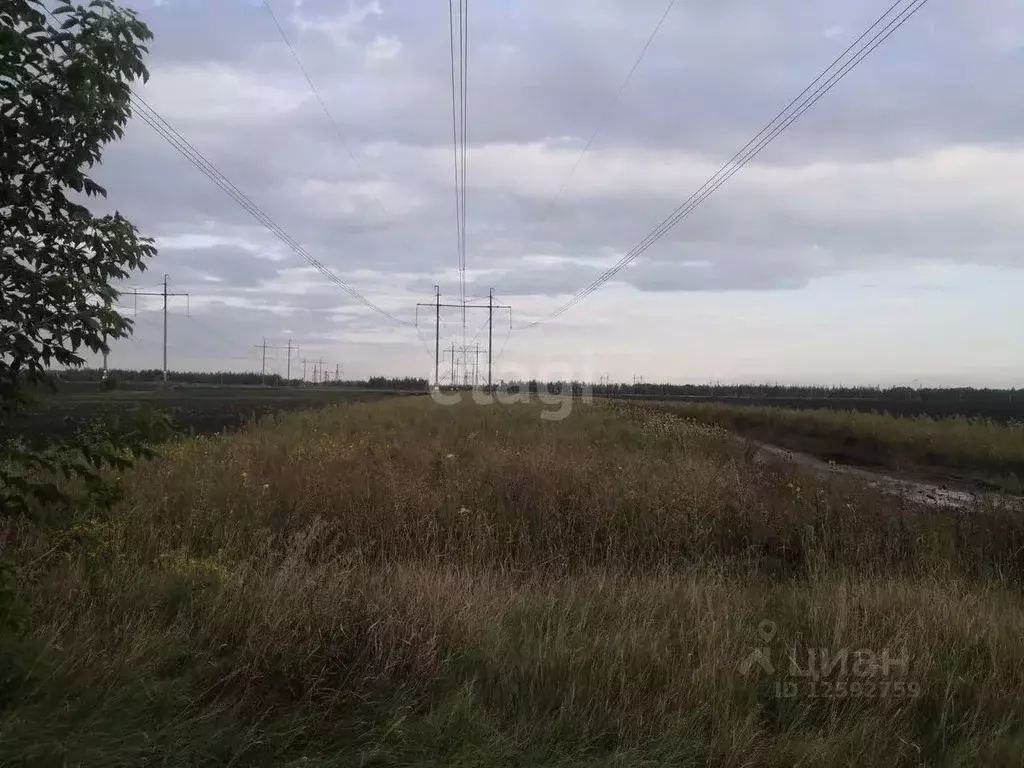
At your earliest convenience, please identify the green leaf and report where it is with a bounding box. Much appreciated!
[2,0,155,515]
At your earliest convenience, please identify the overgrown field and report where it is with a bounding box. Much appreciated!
[647,400,1024,494]
[4,398,1024,766]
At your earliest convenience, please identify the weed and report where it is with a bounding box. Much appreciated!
[643,400,1024,493]
[3,398,1024,765]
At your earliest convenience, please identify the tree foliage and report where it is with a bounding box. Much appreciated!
[1,0,156,515]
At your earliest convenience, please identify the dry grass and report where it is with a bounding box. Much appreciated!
[3,397,1024,766]
[648,400,1024,492]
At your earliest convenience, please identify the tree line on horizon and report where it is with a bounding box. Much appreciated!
[51,368,430,390]
[53,368,1021,402]
[482,379,1021,403]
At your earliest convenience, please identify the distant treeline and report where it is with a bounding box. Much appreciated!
[51,369,1021,402]
[592,383,1020,403]
[464,380,1021,421]
[492,381,1020,402]
[52,368,429,391]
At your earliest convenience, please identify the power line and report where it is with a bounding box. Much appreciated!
[120,274,189,383]
[35,4,411,344]
[260,0,390,217]
[489,306,514,365]
[521,0,928,327]
[40,5,409,327]
[413,295,493,367]
[416,290,510,388]
[461,0,469,336]
[539,0,677,221]
[447,0,470,341]
[515,0,930,330]
[128,93,414,327]
[447,0,463,328]
[466,311,490,347]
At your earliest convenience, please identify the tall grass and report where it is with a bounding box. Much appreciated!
[648,400,1024,491]
[3,398,1024,766]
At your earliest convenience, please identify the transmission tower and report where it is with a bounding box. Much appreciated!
[417,288,510,389]
[126,274,189,384]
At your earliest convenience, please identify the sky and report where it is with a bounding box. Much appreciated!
[85,0,1024,387]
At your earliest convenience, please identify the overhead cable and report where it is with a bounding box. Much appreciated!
[261,0,391,218]
[130,94,414,326]
[515,0,930,329]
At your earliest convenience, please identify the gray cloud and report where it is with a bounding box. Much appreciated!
[74,0,1024,382]
[132,0,1024,155]
[163,244,283,286]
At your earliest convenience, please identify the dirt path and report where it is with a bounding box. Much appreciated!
[752,441,1023,509]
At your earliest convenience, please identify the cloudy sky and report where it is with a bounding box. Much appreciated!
[88,0,1024,386]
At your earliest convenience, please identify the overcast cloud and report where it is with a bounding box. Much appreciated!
[85,0,1024,386]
